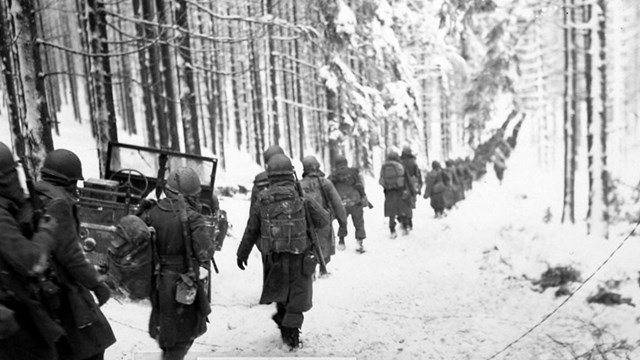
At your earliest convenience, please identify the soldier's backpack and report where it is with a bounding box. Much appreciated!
[331,168,357,186]
[256,186,309,254]
[380,162,405,190]
[107,215,154,300]
[300,178,325,209]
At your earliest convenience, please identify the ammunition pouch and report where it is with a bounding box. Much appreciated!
[175,273,197,305]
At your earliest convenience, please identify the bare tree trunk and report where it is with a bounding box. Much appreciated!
[584,2,595,234]
[155,0,181,151]
[562,0,576,224]
[115,0,136,135]
[292,0,305,161]
[326,85,339,166]
[247,2,264,164]
[133,0,156,147]
[76,0,96,133]
[226,6,242,152]
[13,0,54,171]
[0,0,25,154]
[62,11,81,123]
[142,0,168,147]
[205,1,218,156]
[36,1,59,135]
[210,1,224,167]
[598,0,609,238]
[176,0,201,154]
[87,0,118,175]
[266,0,280,145]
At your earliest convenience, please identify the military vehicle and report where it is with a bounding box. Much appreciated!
[77,142,227,273]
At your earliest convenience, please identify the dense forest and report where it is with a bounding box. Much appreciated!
[1,0,639,235]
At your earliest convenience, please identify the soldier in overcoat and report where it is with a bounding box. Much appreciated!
[139,167,215,360]
[423,161,450,218]
[400,146,422,230]
[236,154,329,350]
[35,149,115,360]
[0,142,65,360]
[328,155,369,253]
[379,150,415,238]
[300,155,348,270]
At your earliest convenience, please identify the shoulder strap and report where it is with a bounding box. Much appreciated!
[315,178,333,216]
[176,195,196,274]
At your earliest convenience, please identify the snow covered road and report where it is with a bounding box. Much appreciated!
[104,147,640,360]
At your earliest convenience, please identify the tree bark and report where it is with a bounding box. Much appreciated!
[176,0,201,154]
[115,0,137,135]
[133,0,156,147]
[155,0,181,151]
[562,0,576,224]
[0,0,25,155]
[87,0,118,175]
[292,0,305,161]
[584,2,595,234]
[226,6,242,153]
[266,0,280,145]
[597,0,609,238]
[14,0,54,172]
[247,2,264,164]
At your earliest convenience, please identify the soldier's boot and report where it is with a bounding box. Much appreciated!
[356,239,365,254]
[281,327,301,350]
[390,229,397,239]
[337,237,346,251]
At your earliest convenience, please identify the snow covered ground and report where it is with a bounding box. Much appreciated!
[100,142,640,360]
[2,115,638,359]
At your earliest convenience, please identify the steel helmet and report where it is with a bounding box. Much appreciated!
[386,148,400,162]
[263,144,285,164]
[165,167,201,196]
[302,155,321,173]
[266,154,294,178]
[41,149,84,182]
[334,155,348,168]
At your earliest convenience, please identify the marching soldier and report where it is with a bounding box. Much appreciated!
[400,146,422,230]
[0,142,65,360]
[328,155,369,253]
[379,149,415,238]
[236,154,329,350]
[300,155,347,271]
[138,167,215,360]
[35,149,116,360]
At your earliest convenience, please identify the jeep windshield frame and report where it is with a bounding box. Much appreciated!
[105,142,218,205]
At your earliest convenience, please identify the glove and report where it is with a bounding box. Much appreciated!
[92,282,111,306]
[237,257,247,271]
[135,199,157,216]
[38,214,58,235]
[337,226,348,237]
